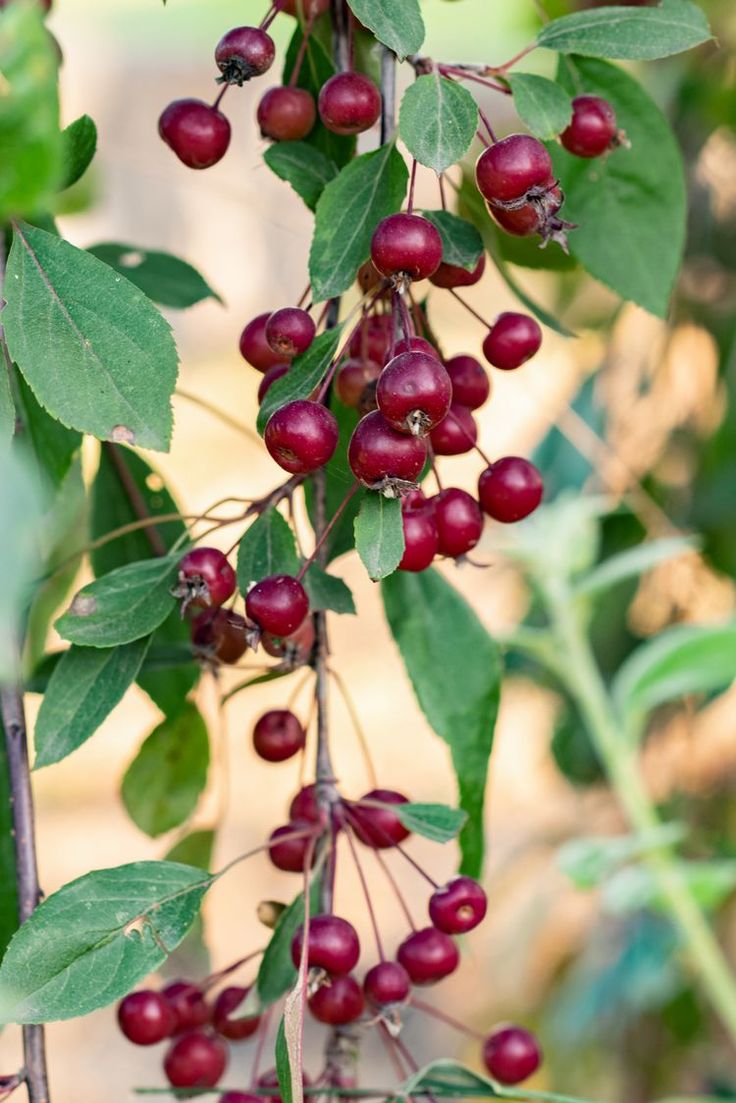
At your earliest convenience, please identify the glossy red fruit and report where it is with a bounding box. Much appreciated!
[391,336,439,360]
[371,214,443,283]
[429,403,477,456]
[351,789,410,848]
[279,0,330,15]
[399,503,438,572]
[349,313,394,363]
[397,927,459,985]
[561,95,619,158]
[258,363,290,404]
[261,618,315,666]
[429,876,488,934]
[318,72,381,136]
[215,26,275,85]
[265,399,339,474]
[308,974,365,1024]
[164,1032,228,1089]
[177,547,237,609]
[430,253,486,290]
[212,986,261,1041]
[483,313,542,371]
[482,1025,542,1085]
[258,86,316,141]
[246,575,309,636]
[445,355,490,411]
[363,961,411,1008]
[159,99,231,169]
[240,313,285,372]
[253,709,306,763]
[475,134,553,204]
[292,914,360,974]
[289,783,321,824]
[377,352,452,436]
[488,184,570,249]
[403,487,434,512]
[192,608,248,664]
[433,488,483,558]
[335,357,382,408]
[162,982,210,1034]
[117,990,175,1046]
[266,308,316,358]
[268,820,315,872]
[478,458,543,523]
[348,411,427,489]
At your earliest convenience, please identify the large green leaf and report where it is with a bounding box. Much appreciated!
[263,142,338,213]
[256,879,321,1008]
[346,0,424,60]
[87,243,221,310]
[55,557,178,647]
[355,493,405,581]
[59,115,97,190]
[537,0,712,60]
[399,75,477,175]
[236,508,300,593]
[257,326,344,433]
[382,569,501,876]
[4,223,178,450]
[302,565,356,615]
[13,371,82,490]
[0,723,18,960]
[422,210,483,271]
[508,73,573,139]
[0,860,211,1023]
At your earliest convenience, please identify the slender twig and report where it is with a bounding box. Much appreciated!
[343,824,385,959]
[104,443,167,556]
[327,668,378,787]
[175,388,261,444]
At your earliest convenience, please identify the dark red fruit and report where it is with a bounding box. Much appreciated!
[430,253,486,290]
[279,0,330,15]
[475,134,553,204]
[429,403,477,456]
[159,100,230,170]
[192,608,248,664]
[351,789,410,849]
[391,336,439,360]
[318,72,381,136]
[349,313,394,363]
[246,575,309,636]
[377,352,452,436]
[163,1032,228,1089]
[561,94,620,158]
[289,783,321,824]
[308,974,364,1024]
[335,357,381,408]
[176,547,237,609]
[117,990,175,1046]
[482,1025,542,1085]
[266,308,316,359]
[478,458,543,523]
[483,313,542,371]
[399,502,438,572]
[371,214,443,283]
[265,399,339,474]
[445,355,490,411]
[433,488,483,559]
[262,618,315,666]
[268,820,315,872]
[429,876,488,934]
[240,313,285,372]
[348,411,427,490]
[292,914,360,974]
[258,86,316,142]
[363,961,411,1008]
[489,184,571,249]
[258,363,290,404]
[212,986,261,1041]
[397,927,459,985]
[162,982,210,1034]
[253,709,306,763]
[215,26,276,85]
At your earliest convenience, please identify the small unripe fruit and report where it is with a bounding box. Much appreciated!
[163,1032,228,1089]
[258,86,316,142]
[363,961,411,1008]
[292,914,360,974]
[377,351,452,436]
[475,134,553,204]
[483,313,542,371]
[117,990,175,1046]
[371,214,443,283]
[433,488,483,559]
[268,821,315,872]
[348,411,427,489]
[192,608,248,665]
[253,709,306,763]
[429,403,477,457]
[265,399,339,474]
[266,308,316,358]
[318,72,381,136]
[444,355,490,411]
[176,547,236,610]
[162,982,209,1034]
[482,1025,542,1085]
[351,789,410,848]
[397,927,459,985]
[159,99,231,169]
[478,458,543,523]
[429,876,488,934]
[246,575,309,636]
[240,313,285,372]
[213,986,261,1040]
[215,26,276,85]
[308,974,364,1025]
[561,95,620,158]
[430,253,486,290]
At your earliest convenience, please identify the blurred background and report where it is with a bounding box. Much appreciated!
[2,0,736,1099]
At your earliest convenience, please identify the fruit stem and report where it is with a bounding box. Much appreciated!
[477,105,497,144]
[447,288,492,329]
[201,946,267,991]
[407,159,418,215]
[175,388,262,444]
[368,842,417,931]
[212,83,229,111]
[342,823,386,959]
[296,483,360,582]
[439,65,510,96]
[409,998,485,1041]
[328,667,379,787]
[438,174,448,211]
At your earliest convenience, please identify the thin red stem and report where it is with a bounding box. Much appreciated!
[439,65,510,96]
[213,84,229,111]
[448,288,492,329]
[367,837,417,931]
[446,408,492,465]
[288,13,316,87]
[343,823,385,960]
[410,997,485,1041]
[202,947,267,992]
[296,483,360,582]
[407,159,418,215]
[439,174,448,211]
[477,105,497,143]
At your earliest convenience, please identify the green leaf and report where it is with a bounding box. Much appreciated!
[0,860,211,1024]
[4,222,178,450]
[304,397,363,563]
[257,879,321,1008]
[346,0,424,59]
[0,3,60,221]
[0,358,14,449]
[0,447,45,679]
[275,1016,294,1103]
[138,611,198,719]
[121,703,209,838]
[537,0,712,61]
[263,142,338,213]
[422,210,483,271]
[553,57,685,318]
[34,637,151,768]
[382,568,502,876]
[301,565,356,615]
[13,371,81,490]
[86,243,221,309]
[283,28,354,169]
[257,326,344,433]
[558,824,685,889]
[310,144,408,302]
[55,556,178,648]
[508,73,572,139]
[394,802,467,843]
[237,509,300,593]
[399,75,477,175]
[165,830,214,871]
[575,535,700,598]
[355,493,405,581]
[59,114,97,190]
[0,724,19,959]
[603,860,736,915]
[393,1058,593,1103]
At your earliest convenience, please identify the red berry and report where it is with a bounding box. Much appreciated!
[349,314,394,364]
[335,357,382,408]
[117,990,175,1046]
[258,86,316,142]
[318,72,381,136]
[192,608,248,664]
[261,618,315,666]
[429,876,487,934]
[363,961,411,1008]
[240,313,285,372]
[289,783,321,824]
[489,185,570,249]
[482,1025,542,1085]
[162,982,210,1034]
[266,308,316,358]
[371,214,443,284]
[258,364,290,404]
[478,458,543,523]
[159,99,231,169]
[561,95,619,158]
[268,820,315,872]
[308,974,364,1024]
[397,927,459,985]
[279,0,330,15]
[253,709,306,763]
[176,547,236,609]
[444,355,490,411]
[215,26,275,85]
[430,253,486,290]
[163,1031,228,1089]
[212,986,261,1041]
[433,488,483,559]
[348,411,427,490]
[483,313,542,371]
[475,134,553,204]
[265,399,339,474]
[429,403,477,457]
[391,336,439,361]
[377,351,452,436]
[246,575,309,636]
[399,503,438,572]
[351,789,410,849]
[292,914,360,974]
